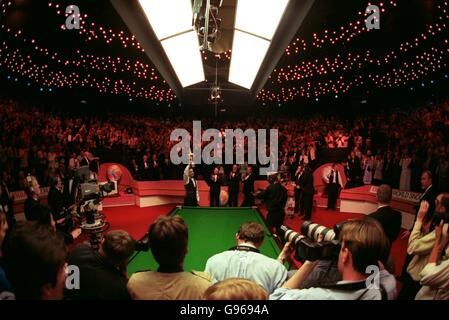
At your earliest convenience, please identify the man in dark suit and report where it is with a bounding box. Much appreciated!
[241,166,255,207]
[208,167,223,207]
[368,184,402,245]
[228,165,240,207]
[293,164,304,214]
[256,173,288,236]
[326,163,342,211]
[299,165,315,220]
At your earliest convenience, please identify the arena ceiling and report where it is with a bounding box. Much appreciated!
[0,0,448,109]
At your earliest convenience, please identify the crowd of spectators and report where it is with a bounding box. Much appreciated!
[1,97,449,194]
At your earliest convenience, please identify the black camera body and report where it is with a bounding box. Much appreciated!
[280,221,346,261]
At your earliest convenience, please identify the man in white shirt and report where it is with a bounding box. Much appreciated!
[183,154,199,206]
[270,219,397,300]
[204,222,289,294]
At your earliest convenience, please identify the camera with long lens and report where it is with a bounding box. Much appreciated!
[74,166,115,249]
[280,221,346,261]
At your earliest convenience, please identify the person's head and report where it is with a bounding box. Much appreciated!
[377,184,392,205]
[236,222,265,248]
[188,167,195,178]
[148,216,188,269]
[203,278,268,300]
[421,171,433,190]
[247,166,253,174]
[435,193,449,214]
[99,230,135,267]
[3,221,67,300]
[232,164,238,173]
[332,163,337,169]
[24,175,41,198]
[213,167,219,175]
[338,219,390,279]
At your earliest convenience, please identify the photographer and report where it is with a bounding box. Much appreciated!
[415,220,449,299]
[270,219,397,300]
[127,216,211,299]
[66,230,135,300]
[399,193,449,300]
[204,222,289,294]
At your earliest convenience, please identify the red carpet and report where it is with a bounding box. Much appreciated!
[101,204,408,277]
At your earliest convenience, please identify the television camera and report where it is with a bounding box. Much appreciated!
[193,0,223,52]
[280,221,346,261]
[74,166,115,249]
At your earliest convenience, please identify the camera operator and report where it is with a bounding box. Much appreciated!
[127,216,211,299]
[255,173,288,236]
[66,230,135,300]
[415,220,449,299]
[204,222,290,294]
[48,175,75,237]
[399,193,449,300]
[270,219,397,300]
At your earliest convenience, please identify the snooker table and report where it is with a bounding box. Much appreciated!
[127,206,286,276]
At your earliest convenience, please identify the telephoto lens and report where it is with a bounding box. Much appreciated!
[280,225,305,246]
[301,221,336,242]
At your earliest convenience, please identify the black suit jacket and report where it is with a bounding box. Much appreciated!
[66,244,130,300]
[368,206,402,244]
[299,169,315,194]
[242,174,255,194]
[259,182,288,212]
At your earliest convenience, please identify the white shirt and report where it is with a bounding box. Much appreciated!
[204,244,288,294]
[416,249,449,300]
[270,270,397,300]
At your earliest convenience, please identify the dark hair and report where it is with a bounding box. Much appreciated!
[3,221,67,299]
[377,184,392,204]
[237,222,265,244]
[148,216,188,268]
[339,219,390,274]
[102,230,135,265]
[422,170,433,180]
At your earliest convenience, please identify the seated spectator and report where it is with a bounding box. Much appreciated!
[66,230,135,300]
[203,278,268,300]
[415,220,449,299]
[204,222,289,294]
[2,221,67,300]
[270,219,397,300]
[127,216,211,299]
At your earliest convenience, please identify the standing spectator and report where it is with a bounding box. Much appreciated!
[207,167,223,207]
[372,154,384,186]
[299,165,315,220]
[227,164,240,207]
[400,151,412,191]
[362,151,374,185]
[256,174,288,236]
[325,163,343,211]
[241,166,255,207]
